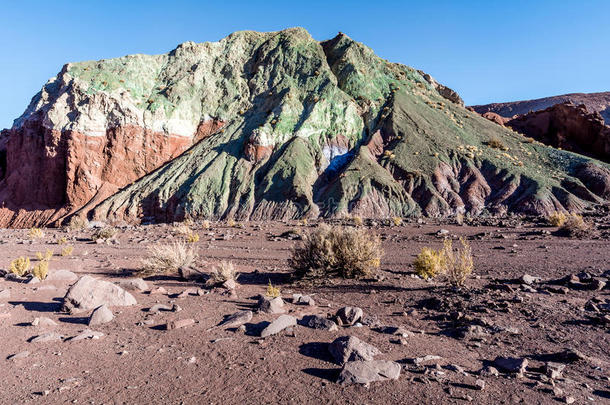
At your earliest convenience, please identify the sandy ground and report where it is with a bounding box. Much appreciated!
[0,219,609,404]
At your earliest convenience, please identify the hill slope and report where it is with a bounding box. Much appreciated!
[2,28,610,227]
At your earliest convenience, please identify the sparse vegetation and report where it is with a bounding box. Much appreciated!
[28,228,44,239]
[413,238,474,286]
[66,216,88,231]
[290,224,383,280]
[227,218,236,227]
[558,214,590,238]
[392,216,402,226]
[57,237,68,245]
[9,257,30,277]
[487,137,505,149]
[207,260,238,286]
[35,249,53,261]
[266,280,281,298]
[92,227,117,241]
[186,232,200,243]
[32,260,49,280]
[139,241,197,277]
[352,215,363,226]
[547,211,567,227]
[413,247,445,280]
[202,220,211,229]
[61,246,74,256]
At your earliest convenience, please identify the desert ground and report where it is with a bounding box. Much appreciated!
[1,216,609,404]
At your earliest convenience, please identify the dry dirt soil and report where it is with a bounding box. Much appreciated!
[0,219,609,404]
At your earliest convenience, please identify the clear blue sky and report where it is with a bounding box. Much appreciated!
[1,0,609,128]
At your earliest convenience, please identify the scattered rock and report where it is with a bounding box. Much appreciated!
[68,329,104,342]
[292,293,315,306]
[337,360,401,385]
[218,310,253,329]
[303,315,338,331]
[480,366,500,377]
[46,269,78,282]
[494,357,528,374]
[335,306,363,326]
[545,362,566,379]
[149,286,168,295]
[117,278,149,292]
[414,355,442,365]
[88,304,114,326]
[31,317,58,327]
[166,318,195,330]
[257,296,285,314]
[26,276,40,284]
[62,275,136,313]
[260,315,297,338]
[521,274,541,285]
[30,332,63,343]
[328,336,381,365]
[7,351,30,361]
[149,304,173,313]
[222,279,237,290]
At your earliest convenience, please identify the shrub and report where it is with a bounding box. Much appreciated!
[173,223,192,236]
[392,216,402,226]
[139,242,197,277]
[35,249,53,261]
[207,260,238,286]
[28,228,44,239]
[57,237,68,245]
[289,224,383,280]
[92,227,117,241]
[352,216,363,226]
[202,220,211,229]
[66,216,88,231]
[186,233,200,243]
[547,211,567,227]
[9,257,30,277]
[487,137,505,149]
[443,238,474,287]
[61,246,74,256]
[413,247,445,280]
[558,214,590,238]
[227,218,236,227]
[266,280,281,298]
[32,260,49,280]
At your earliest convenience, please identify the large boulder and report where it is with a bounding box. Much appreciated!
[62,275,136,313]
[337,360,401,385]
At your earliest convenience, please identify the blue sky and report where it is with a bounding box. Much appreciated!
[1,0,608,128]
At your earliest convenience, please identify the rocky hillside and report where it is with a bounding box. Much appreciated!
[471,92,610,125]
[2,28,610,227]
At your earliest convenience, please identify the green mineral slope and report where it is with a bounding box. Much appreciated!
[86,28,610,223]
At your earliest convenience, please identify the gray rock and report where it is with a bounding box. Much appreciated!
[414,355,442,365]
[46,269,78,282]
[292,293,315,306]
[337,360,401,385]
[335,306,363,326]
[219,310,253,329]
[304,315,338,331]
[257,296,285,314]
[31,317,58,327]
[117,278,149,292]
[62,275,136,313]
[521,274,541,285]
[329,336,381,365]
[68,329,104,342]
[26,276,40,284]
[545,362,566,379]
[494,357,528,374]
[260,315,297,338]
[89,304,114,325]
[149,304,173,313]
[7,351,30,361]
[30,332,63,343]
[0,289,10,300]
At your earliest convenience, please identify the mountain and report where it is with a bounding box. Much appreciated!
[1,28,610,227]
[471,92,610,125]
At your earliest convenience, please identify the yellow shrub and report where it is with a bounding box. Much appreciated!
[92,227,117,241]
[413,248,445,280]
[547,211,567,227]
[202,220,211,229]
[353,216,363,226]
[487,137,505,149]
[559,214,590,238]
[266,280,281,298]
[36,249,53,261]
[392,216,402,226]
[227,218,236,227]
[57,237,68,245]
[186,232,200,243]
[61,246,74,256]
[443,238,474,287]
[28,228,44,239]
[32,260,49,280]
[9,257,30,277]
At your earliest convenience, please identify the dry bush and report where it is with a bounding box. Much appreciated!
[559,214,590,238]
[207,260,238,286]
[413,247,445,280]
[487,137,505,149]
[289,224,383,280]
[28,228,44,239]
[266,280,281,298]
[57,237,68,245]
[92,227,117,241]
[202,220,211,229]
[61,246,74,256]
[173,223,192,236]
[9,257,30,277]
[66,216,88,231]
[186,233,200,243]
[36,249,53,261]
[392,216,403,226]
[523,137,535,143]
[352,215,363,226]
[547,211,567,227]
[32,260,49,280]
[139,242,197,277]
[443,238,474,287]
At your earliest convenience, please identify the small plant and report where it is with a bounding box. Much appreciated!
[300,218,308,226]
[9,257,30,277]
[202,220,211,229]
[487,137,505,149]
[290,224,383,280]
[207,260,238,286]
[266,280,281,298]
[392,216,402,226]
[523,137,535,143]
[443,238,474,287]
[66,216,88,231]
[186,232,200,243]
[61,246,74,256]
[558,214,590,238]
[32,260,49,280]
[36,249,53,261]
[227,218,236,227]
[352,215,363,226]
[455,212,465,226]
[139,242,197,277]
[57,237,68,245]
[173,223,192,236]
[28,228,44,239]
[547,211,567,227]
[92,227,117,241]
[413,247,445,280]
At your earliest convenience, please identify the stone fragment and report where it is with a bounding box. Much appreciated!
[62,275,136,313]
[292,293,315,306]
[7,351,30,361]
[414,355,442,365]
[89,304,114,325]
[260,315,297,338]
[166,318,195,330]
[149,304,172,313]
[494,357,528,374]
[328,336,381,365]
[335,306,363,326]
[303,315,338,331]
[68,329,104,342]
[117,278,149,292]
[257,296,285,314]
[46,270,78,282]
[30,332,63,343]
[31,317,58,327]
[218,310,253,329]
[337,360,401,385]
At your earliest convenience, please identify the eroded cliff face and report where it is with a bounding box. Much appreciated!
[2,28,610,227]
